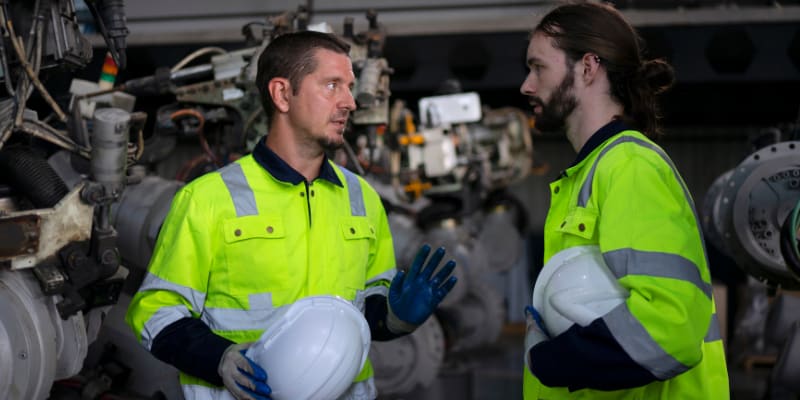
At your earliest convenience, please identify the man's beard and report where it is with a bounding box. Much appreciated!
[318,112,349,151]
[533,70,577,133]
[317,135,344,152]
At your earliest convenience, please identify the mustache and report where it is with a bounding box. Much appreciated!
[527,96,544,107]
[331,110,350,121]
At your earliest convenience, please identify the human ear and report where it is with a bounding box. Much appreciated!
[581,53,601,82]
[268,78,291,113]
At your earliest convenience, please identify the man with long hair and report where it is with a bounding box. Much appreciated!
[521,2,729,399]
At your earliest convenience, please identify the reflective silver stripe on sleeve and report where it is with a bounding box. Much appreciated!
[576,136,709,264]
[138,272,207,312]
[366,269,396,287]
[201,307,276,332]
[354,282,392,313]
[181,384,226,399]
[201,293,275,331]
[339,166,366,216]
[141,305,192,350]
[337,378,377,400]
[137,272,207,350]
[181,378,378,400]
[705,313,722,342]
[603,303,690,380]
[356,270,397,312]
[352,290,367,313]
[219,162,258,217]
[603,249,713,300]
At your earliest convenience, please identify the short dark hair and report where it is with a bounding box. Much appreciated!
[255,31,351,120]
[535,2,675,137]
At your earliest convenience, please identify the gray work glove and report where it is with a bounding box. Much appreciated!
[524,306,551,372]
[218,342,272,400]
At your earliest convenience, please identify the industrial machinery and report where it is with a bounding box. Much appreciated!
[703,123,800,396]
[0,1,138,399]
[0,1,535,397]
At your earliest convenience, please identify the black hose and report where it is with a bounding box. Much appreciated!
[0,146,68,208]
[781,200,800,280]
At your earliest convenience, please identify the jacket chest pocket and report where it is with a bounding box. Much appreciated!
[336,217,375,290]
[557,207,598,243]
[222,215,292,294]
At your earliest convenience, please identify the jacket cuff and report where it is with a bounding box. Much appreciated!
[150,317,234,386]
[364,294,407,341]
[385,300,419,334]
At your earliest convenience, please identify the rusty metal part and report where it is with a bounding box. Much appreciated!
[0,185,93,270]
[0,214,40,259]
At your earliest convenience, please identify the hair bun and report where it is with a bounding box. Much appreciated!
[638,59,675,95]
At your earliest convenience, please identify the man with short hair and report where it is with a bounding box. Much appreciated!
[126,30,457,400]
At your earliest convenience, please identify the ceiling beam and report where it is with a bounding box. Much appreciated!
[89,2,800,46]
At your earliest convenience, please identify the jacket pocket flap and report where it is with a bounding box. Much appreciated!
[558,207,598,240]
[223,215,285,243]
[340,217,375,240]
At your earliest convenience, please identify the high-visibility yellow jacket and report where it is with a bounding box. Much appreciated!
[524,124,729,399]
[125,144,396,400]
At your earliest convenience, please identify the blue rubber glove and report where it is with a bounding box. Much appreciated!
[524,306,551,371]
[525,305,551,338]
[218,342,272,400]
[387,244,458,333]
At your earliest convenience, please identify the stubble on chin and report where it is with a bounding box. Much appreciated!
[318,134,344,152]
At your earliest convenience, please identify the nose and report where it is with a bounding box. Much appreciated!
[342,89,357,111]
[520,74,536,96]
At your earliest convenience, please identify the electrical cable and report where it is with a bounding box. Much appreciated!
[0,2,14,97]
[170,108,220,167]
[122,125,145,165]
[170,46,227,73]
[341,139,366,176]
[5,16,67,122]
[20,119,89,157]
[24,0,41,61]
[241,106,263,147]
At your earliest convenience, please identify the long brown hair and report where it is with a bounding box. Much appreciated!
[535,1,675,138]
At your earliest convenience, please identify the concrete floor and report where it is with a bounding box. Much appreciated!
[379,325,525,400]
[378,324,787,400]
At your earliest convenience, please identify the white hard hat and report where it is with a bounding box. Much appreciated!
[245,295,371,400]
[532,245,629,337]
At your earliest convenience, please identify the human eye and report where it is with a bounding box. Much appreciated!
[326,82,337,91]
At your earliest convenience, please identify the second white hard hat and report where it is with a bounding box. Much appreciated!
[533,245,630,337]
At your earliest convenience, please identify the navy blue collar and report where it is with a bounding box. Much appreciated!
[570,118,630,168]
[251,139,343,187]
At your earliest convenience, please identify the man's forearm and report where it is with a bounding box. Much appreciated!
[150,317,234,386]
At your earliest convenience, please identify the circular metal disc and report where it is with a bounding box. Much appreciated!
[717,141,800,289]
[370,315,445,396]
[0,270,57,400]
